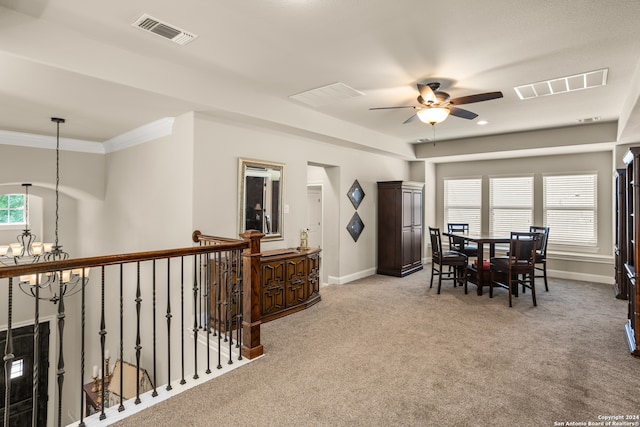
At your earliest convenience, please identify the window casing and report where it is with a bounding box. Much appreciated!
[444,178,481,234]
[490,176,533,235]
[544,174,597,246]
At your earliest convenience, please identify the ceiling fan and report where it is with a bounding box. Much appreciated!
[370,82,503,125]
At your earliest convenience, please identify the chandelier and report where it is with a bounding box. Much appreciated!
[0,117,89,303]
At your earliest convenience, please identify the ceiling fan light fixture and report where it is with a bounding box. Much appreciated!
[417,107,450,125]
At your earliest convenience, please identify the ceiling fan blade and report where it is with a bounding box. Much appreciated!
[417,84,437,104]
[435,91,450,103]
[449,91,503,105]
[449,106,478,120]
[369,106,416,110]
[403,114,420,124]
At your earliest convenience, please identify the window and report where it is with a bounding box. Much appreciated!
[0,193,26,225]
[490,176,533,235]
[10,358,24,379]
[544,174,597,246]
[444,178,481,233]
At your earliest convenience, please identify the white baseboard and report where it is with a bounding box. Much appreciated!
[325,264,612,286]
[547,269,613,285]
[328,267,377,285]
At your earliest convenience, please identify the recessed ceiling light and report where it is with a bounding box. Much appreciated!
[415,138,431,143]
[477,120,488,125]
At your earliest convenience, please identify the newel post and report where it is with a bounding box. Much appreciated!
[240,230,265,359]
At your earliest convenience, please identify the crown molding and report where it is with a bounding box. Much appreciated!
[0,117,175,155]
[103,117,175,153]
[0,129,104,154]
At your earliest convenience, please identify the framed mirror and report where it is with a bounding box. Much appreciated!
[238,158,285,240]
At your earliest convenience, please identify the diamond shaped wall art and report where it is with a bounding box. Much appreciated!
[346,212,365,242]
[347,179,365,209]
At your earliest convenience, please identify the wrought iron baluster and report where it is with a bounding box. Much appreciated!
[237,249,244,360]
[58,271,67,426]
[180,257,186,385]
[222,253,228,344]
[227,252,233,365]
[166,257,173,390]
[198,255,203,330]
[78,270,86,426]
[152,260,158,398]
[118,264,125,412]
[192,255,199,380]
[135,262,142,404]
[33,276,41,427]
[205,253,211,375]
[99,266,106,420]
[216,251,222,370]
[4,278,15,427]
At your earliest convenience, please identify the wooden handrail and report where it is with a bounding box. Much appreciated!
[192,229,245,245]
[1,231,266,358]
[0,239,248,279]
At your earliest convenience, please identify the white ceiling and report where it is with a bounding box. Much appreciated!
[1,0,639,158]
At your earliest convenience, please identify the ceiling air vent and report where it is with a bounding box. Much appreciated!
[132,14,197,46]
[289,82,364,107]
[514,69,608,100]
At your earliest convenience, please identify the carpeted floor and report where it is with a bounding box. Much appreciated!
[113,270,640,427]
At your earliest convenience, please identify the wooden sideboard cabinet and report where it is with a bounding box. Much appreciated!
[623,147,640,357]
[259,248,321,323]
[210,247,321,330]
[377,181,424,277]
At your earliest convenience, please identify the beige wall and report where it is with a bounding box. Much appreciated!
[191,112,410,283]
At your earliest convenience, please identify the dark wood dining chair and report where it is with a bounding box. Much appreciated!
[489,232,540,307]
[447,223,478,257]
[429,227,468,294]
[529,226,550,291]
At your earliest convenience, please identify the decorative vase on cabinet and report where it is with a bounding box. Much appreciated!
[376,181,424,277]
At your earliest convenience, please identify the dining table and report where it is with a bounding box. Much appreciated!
[442,231,511,296]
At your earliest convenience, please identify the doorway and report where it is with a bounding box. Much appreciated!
[307,185,323,249]
[0,322,50,426]
[307,185,323,284]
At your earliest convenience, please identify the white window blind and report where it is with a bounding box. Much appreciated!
[490,176,533,235]
[544,174,597,246]
[444,178,481,233]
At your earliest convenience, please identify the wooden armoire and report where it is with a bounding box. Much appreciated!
[623,147,640,357]
[376,181,424,277]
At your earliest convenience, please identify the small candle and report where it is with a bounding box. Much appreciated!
[93,365,98,378]
[105,349,110,360]
[98,368,102,379]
